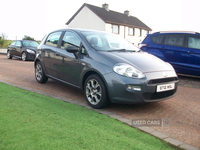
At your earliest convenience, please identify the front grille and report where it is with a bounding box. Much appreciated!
[148,77,178,85]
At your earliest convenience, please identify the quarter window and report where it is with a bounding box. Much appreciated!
[164,34,185,47]
[61,31,81,49]
[112,25,119,34]
[11,41,16,46]
[188,36,200,49]
[151,35,165,44]
[46,32,62,47]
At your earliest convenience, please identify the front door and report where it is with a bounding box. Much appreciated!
[54,31,83,86]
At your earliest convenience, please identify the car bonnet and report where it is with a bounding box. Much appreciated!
[99,51,174,73]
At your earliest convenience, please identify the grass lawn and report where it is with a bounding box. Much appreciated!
[0,82,181,150]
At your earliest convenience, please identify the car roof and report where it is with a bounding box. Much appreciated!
[152,31,200,35]
[50,28,109,34]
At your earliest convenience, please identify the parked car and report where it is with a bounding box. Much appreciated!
[34,29,178,109]
[7,40,39,61]
[140,31,200,77]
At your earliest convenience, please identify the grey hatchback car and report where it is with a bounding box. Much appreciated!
[34,29,178,109]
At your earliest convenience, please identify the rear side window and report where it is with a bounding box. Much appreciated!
[16,41,22,46]
[150,35,165,44]
[46,32,62,47]
[164,34,185,47]
[188,36,200,49]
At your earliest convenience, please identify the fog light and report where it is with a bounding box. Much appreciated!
[132,86,141,91]
[127,85,132,90]
[127,85,141,91]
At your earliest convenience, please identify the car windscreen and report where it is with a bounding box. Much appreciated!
[81,31,140,52]
[22,41,39,47]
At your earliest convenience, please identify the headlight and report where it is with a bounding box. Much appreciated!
[27,49,35,54]
[113,63,145,78]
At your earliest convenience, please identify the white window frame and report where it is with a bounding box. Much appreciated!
[128,27,135,36]
[112,25,119,34]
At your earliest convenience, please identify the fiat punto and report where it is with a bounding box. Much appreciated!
[34,29,178,109]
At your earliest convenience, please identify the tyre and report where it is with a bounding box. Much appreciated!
[22,52,27,61]
[84,74,109,109]
[35,61,48,83]
[7,50,12,59]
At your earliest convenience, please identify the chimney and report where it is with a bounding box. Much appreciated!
[124,10,130,16]
[102,3,109,11]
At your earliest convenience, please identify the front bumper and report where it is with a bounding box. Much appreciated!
[104,71,178,104]
[27,53,36,60]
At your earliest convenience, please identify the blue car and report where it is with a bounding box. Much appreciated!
[140,31,200,77]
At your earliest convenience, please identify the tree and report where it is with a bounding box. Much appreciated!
[22,35,35,41]
[0,33,8,48]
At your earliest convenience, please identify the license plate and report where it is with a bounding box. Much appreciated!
[157,83,175,92]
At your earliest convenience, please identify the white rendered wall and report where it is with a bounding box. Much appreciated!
[68,6,105,31]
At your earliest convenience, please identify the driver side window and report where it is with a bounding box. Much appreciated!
[61,31,81,49]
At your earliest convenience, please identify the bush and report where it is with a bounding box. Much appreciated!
[0,33,8,48]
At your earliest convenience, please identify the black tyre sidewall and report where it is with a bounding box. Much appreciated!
[84,74,109,109]
[7,51,12,59]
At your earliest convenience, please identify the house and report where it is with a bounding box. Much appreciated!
[66,3,152,46]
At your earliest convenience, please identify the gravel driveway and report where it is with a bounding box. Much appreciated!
[0,55,199,148]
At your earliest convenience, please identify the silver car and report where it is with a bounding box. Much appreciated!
[34,29,179,109]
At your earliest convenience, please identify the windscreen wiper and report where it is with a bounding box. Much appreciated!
[108,49,136,52]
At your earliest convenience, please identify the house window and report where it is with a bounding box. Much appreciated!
[112,25,119,34]
[139,29,142,36]
[142,30,149,36]
[128,28,135,36]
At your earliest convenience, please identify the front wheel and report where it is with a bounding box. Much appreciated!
[22,52,27,61]
[35,61,48,83]
[7,50,12,59]
[84,74,109,109]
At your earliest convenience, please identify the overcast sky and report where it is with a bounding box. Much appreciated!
[0,0,200,40]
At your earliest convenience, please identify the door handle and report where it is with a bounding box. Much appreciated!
[188,51,194,54]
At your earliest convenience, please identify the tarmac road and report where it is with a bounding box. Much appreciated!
[0,54,199,148]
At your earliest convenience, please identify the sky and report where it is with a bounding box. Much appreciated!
[0,0,200,40]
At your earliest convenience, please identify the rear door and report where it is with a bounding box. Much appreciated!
[159,34,187,74]
[41,31,63,76]
[183,34,200,76]
[8,41,16,55]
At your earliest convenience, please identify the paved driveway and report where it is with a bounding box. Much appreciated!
[0,55,199,148]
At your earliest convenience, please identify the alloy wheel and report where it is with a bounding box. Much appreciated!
[22,52,26,61]
[85,79,102,105]
[35,63,43,81]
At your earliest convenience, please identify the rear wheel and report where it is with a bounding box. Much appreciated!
[7,50,12,59]
[84,74,109,109]
[22,52,27,61]
[35,61,48,83]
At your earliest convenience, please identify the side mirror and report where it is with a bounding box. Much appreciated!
[65,46,78,53]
